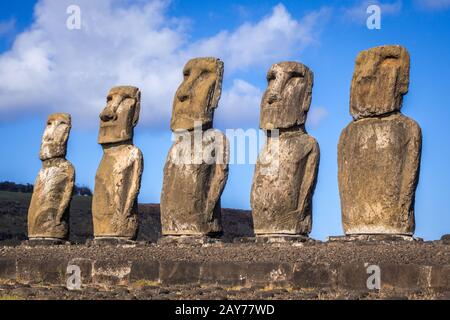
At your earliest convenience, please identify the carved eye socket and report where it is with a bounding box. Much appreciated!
[47,121,52,126]
[290,71,304,78]
[267,72,276,82]
[107,96,112,102]
[183,69,191,77]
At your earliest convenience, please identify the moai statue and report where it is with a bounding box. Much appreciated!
[338,45,422,238]
[92,86,144,242]
[251,62,320,240]
[28,113,75,243]
[160,57,229,240]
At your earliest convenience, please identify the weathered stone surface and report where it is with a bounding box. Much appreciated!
[379,264,422,291]
[22,239,69,246]
[429,266,450,291]
[92,260,132,286]
[0,258,16,281]
[260,62,314,130]
[157,235,222,245]
[17,258,68,285]
[251,62,319,236]
[337,263,370,291]
[161,58,229,237]
[200,262,247,286]
[28,113,75,240]
[327,234,422,242]
[0,242,448,298]
[338,46,422,236]
[350,45,410,120]
[293,263,336,289]
[160,261,201,285]
[256,234,312,244]
[244,262,293,287]
[233,235,315,244]
[92,86,143,240]
[129,260,160,283]
[170,57,224,131]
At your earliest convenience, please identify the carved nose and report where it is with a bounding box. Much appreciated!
[177,92,190,103]
[267,93,279,104]
[100,108,116,122]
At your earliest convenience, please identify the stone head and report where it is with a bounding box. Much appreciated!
[40,113,71,161]
[260,62,314,130]
[350,45,410,120]
[171,57,224,131]
[98,86,141,145]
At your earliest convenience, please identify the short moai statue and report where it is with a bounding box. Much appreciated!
[251,62,320,240]
[338,45,422,238]
[92,86,144,242]
[28,113,75,243]
[160,57,229,240]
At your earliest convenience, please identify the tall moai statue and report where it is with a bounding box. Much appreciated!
[160,57,229,238]
[28,113,75,243]
[251,62,320,239]
[92,86,144,241]
[338,45,422,237]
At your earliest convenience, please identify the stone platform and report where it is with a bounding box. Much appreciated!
[327,234,423,242]
[0,239,448,300]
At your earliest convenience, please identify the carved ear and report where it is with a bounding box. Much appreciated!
[398,49,410,95]
[211,59,224,109]
[132,90,141,127]
[301,68,314,113]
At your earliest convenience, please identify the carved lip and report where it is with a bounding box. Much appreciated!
[261,103,287,110]
[100,122,117,128]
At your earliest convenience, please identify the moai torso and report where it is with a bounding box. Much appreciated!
[252,130,319,235]
[92,86,144,240]
[338,45,422,235]
[92,144,143,238]
[28,113,74,240]
[251,62,319,236]
[161,130,228,236]
[160,57,229,237]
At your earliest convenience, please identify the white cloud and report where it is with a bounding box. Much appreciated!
[217,82,329,130]
[342,1,402,23]
[414,0,450,10]
[189,5,330,72]
[307,106,329,129]
[216,79,262,129]
[0,0,327,129]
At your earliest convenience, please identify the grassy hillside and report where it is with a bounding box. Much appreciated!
[0,191,253,244]
[0,191,94,244]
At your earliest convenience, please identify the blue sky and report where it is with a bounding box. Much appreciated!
[0,0,449,240]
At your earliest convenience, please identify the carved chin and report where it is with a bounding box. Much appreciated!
[40,145,64,160]
[98,127,132,144]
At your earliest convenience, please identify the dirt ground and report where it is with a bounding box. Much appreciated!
[0,282,448,300]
